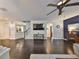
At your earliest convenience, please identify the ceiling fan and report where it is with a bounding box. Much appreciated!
[47,0,79,15]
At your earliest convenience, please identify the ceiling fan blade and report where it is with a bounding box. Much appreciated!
[47,3,57,7]
[57,0,70,6]
[63,0,70,4]
[47,8,58,16]
[65,2,79,7]
[58,8,62,15]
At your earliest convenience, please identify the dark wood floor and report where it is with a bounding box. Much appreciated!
[0,39,75,59]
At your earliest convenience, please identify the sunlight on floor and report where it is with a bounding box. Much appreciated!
[16,42,23,51]
[45,40,53,54]
[67,47,73,54]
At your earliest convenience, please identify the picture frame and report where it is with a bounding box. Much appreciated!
[56,25,60,29]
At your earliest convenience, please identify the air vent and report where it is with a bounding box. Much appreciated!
[0,8,7,11]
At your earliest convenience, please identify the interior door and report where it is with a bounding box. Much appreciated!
[47,23,53,40]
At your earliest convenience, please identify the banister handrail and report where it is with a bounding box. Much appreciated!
[24,27,31,39]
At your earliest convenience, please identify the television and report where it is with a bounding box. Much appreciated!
[33,24,44,30]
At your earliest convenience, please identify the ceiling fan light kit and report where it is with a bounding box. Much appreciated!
[47,0,79,15]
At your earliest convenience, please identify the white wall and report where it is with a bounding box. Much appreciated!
[9,21,16,39]
[15,32,24,39]
[0,20,9,39]
[0,20,28,40]
[0,20,16,39]
[0,20,17,39]
[52,20,63,39]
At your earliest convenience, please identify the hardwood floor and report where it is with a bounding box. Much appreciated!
[0,39,74,59]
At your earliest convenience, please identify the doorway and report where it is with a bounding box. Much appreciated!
[68,23,79,43]
[45,23,53,53]
[47,23,53,41]
[64,15,79,43]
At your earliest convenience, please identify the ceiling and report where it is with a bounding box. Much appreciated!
[0,0,79,21]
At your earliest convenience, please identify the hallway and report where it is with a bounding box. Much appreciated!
[0,39,74,59]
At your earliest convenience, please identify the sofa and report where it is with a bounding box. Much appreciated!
[73,43,79,56]
[30,54,79,59]
[30,43,79,59]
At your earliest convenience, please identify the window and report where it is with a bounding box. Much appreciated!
[33,24,44,30]
[16,25,25,32]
